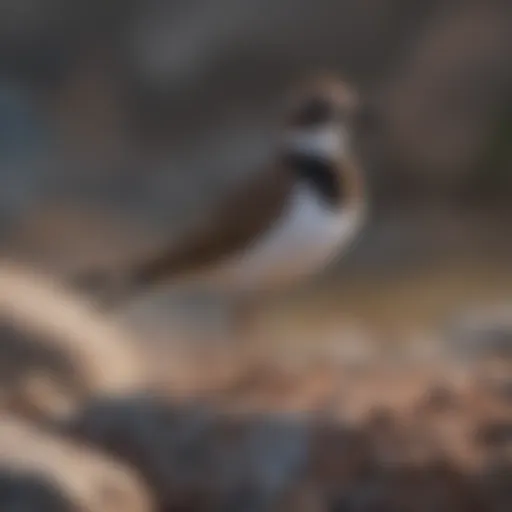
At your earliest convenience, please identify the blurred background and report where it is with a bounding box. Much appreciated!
[0,0,511,511]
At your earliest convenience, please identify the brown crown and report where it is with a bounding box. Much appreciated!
[286,73,359,128]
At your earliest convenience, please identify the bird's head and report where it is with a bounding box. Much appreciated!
[283,73,359,162]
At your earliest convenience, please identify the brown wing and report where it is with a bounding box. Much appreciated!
[124,155,364,292]
[130,166,293,285]
[71,156,364,308]
[132,168,292,283]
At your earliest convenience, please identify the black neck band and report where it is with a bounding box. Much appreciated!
[284,153,341,206]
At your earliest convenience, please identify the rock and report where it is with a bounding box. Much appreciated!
[0,470,75,512]
[0,262,149,420]
[0,416,152,512]
[68,394,310,511]
[444,304,512,360]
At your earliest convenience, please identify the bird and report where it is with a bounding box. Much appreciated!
[71,73,367,324]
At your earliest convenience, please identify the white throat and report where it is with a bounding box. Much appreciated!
[285,124,348,160]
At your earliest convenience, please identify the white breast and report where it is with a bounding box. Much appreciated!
[203,181,364,291]
[286,124,348,160]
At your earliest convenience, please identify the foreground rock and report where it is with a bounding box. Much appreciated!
[68,395,309,511]
[0,416,152,512]
[0,262,149,420]
[67,358,512,512]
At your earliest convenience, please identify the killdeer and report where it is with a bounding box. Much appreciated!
[73,73,366,315]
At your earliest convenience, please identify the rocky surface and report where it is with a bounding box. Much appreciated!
[66,361,512,512]
[0,263,509,511]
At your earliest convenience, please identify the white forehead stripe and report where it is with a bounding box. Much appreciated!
[286,125,347,159]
